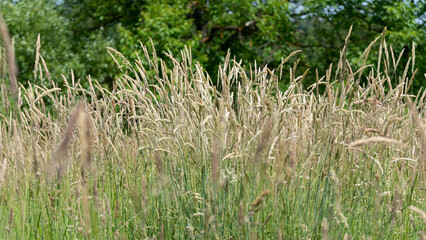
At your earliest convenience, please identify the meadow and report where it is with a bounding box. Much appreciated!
[0,26,425,239]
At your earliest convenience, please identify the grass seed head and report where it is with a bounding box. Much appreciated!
[251,190,271,211]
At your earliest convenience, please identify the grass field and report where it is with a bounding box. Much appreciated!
[0,27,425,239]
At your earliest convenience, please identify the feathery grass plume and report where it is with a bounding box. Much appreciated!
[275,129,289,184]
[34,88,61,104]
[253,116,272,165]
[377,27,387,77]
[1,76,9,112]
[405,97,426,173]
[154,150,163,176]
[325,64,333,103]
[77,106,95,235]
[33,34,41,80]
[0,13,17,96]
[278,229,282,240]
[6,207,13,233]
[114,199,119,221]
[30,125,40,180]
[159,223,165,240]
[217,98,226,154]
[408,206,426,221]
[52,101,83,182]
[103,193,111,222]
[364,128,384,136]
[406,68,418,93]
[211,138,219,194]
[330,171,349,228]
[260,213,272,229]
[39,55,52,84]
[348,136,401,148]
[411,42,415,74]
[204,207,210,238]
[0,158,7,190]
[78,108,93,178]
[238,201,245,226]
[81,183,91,236]
[391,186,401,223]
[0,47,3,77]
[322,218,329,240]
[288,123,297,176]
[337,25,352,82]
[358,35,381,66]
[402,57,411,93]
[140,174,148,216]
[251,190,271,213]
[315,68,320,96]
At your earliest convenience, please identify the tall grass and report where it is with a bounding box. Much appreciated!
[0,26,425,239]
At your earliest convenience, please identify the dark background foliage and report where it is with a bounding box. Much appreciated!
[1,0,424,90]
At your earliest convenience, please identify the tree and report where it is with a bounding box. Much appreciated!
[64,0,424,89]
[2,0,424,91]
[1,0,83,85]
[292,0,425,90]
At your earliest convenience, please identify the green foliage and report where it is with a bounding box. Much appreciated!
[116,0,297,81]
[296,0,425,89]
[0,0,82,84]
[118,0,201,60]
[1,0,424,90]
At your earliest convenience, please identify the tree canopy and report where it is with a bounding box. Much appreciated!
[1,0,424,90]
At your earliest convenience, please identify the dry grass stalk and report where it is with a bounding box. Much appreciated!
[204,208,210,237]
[408,206,426,221]
[211,139,219,192]
[0,158,7,190]
[288,124,297,176]
[405,97,426,172]
[53,102,83,181]
[276,130,289,183]
[391,186,401,223]
[115,199,119,220]
[7,207,13,233]
[364,128,384,136]
[411,42,415,73]
[406,68,418,93]
[39,55,52,83]
[154,150,163,176]
[238,201,245,225]
[78,109,93,178]
[34,88,61,104]
[337,25,352,82]
[322,218,329,240]
[159,223,165,240]
[251,190,271,212]
[348,136,401,148]
[81,185,91,236]
[77,106,96,233]
[141,175,147,211]
[254,117,272,165]
[377,27,387,77]
[33,34,41,80]
[0,13,17,96]
[103,193,112,222]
